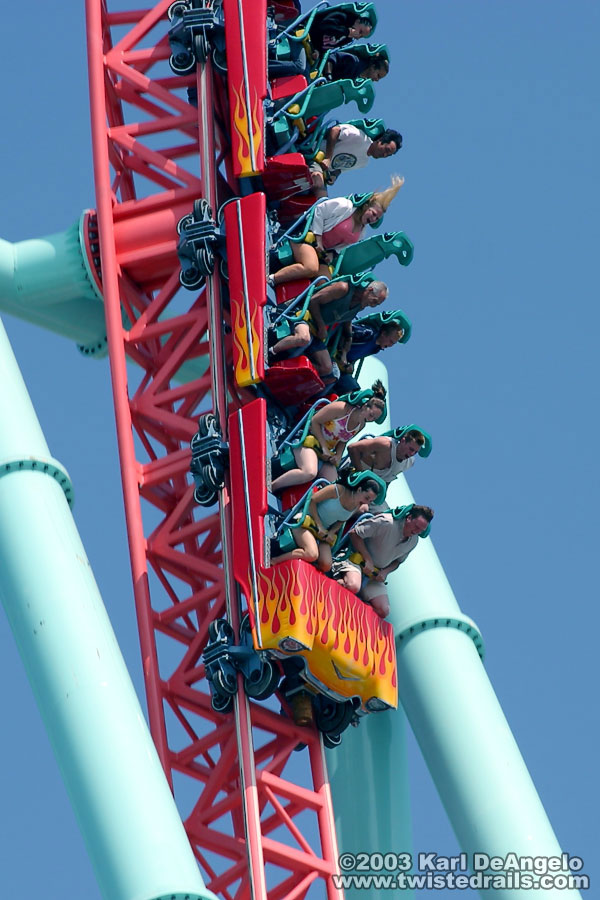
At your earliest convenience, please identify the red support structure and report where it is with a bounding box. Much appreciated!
[85,1,343,897]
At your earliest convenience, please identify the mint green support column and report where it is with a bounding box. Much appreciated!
[331,357,581,899]
[327,701,414,900]
[0,317,215,900]
[327,359,415,900]
[0,216,108,355]
[0,218,208,383]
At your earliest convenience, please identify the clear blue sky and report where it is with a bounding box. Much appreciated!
[0,1,598,897]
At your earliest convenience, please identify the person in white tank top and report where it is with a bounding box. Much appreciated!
[346,427,430,511]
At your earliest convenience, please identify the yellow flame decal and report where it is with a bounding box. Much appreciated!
[232,83,263,177]
[231,291,261,387]
[255,562,397,707]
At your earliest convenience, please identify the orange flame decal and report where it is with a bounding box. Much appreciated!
[253,561,397,709]
[232,83,263,177]
[231,288,261,386]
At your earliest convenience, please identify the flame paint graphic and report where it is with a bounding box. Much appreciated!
[231,294,261,386]
[255,561,397,709]
[232,83,263,177]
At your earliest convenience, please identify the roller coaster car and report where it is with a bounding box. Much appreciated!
[224,192,414,402]
[220,0,377,177]
[222,0,267,177]
[309,40,389,83]
[267,76,375,155]
[262,153,312,206]
[227,398,398,741]
[223,191,324,401]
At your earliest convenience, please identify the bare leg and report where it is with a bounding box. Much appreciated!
[271,322,311,357]
[367,592,390,619]
[271,446,319,493]
[310,347,334,374]
[335,567,362,594]
[316,542,333,572]
[310,169,328,199]
[271,528,319,565]
[318,461,338,482]
[272,243,319,286]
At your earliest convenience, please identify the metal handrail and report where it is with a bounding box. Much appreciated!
[273,477,330,537]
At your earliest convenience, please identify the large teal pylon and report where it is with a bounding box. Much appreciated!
[0,216,108,355]
[0,219,208,382]
[329,356,582,900]
[0,316,215,900]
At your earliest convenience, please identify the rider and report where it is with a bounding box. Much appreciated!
[323,48,389,83]
[268,176,404,287]
[309,8,375,56]
[269,278,388,364]
[346,428,430,511]
[310,122,402,197]
[270,470,384,572]
[333,317,406,392]
[331,504,434,617]
[271,380,387,491]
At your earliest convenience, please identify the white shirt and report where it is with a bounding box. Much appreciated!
[310,196,355,237]
[320,124,372,174]
[369,438,415,513]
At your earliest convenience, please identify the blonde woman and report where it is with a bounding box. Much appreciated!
[270,176,404,287]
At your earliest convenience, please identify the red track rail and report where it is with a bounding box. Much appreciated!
[85,1,342,897]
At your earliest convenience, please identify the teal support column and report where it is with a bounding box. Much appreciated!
[327,703,414,900]
[0,217,108,355]
[336,357,581,899]
[0,317,215,900]
[0,219,208,382]
[327,359,414,900]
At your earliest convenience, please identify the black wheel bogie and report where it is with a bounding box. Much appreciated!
[244,658,279,700]
[169,51,196,76]
[194,484,218,507]
[212,667,237,696]
[180,267,204,290]
[211,692,233,714]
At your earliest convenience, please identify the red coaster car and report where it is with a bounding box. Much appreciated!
[227,398,398,743]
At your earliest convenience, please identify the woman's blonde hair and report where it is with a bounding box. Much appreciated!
[353,175,404,223]
[371,174,404,212]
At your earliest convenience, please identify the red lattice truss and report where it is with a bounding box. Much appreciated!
[85,1,342,898]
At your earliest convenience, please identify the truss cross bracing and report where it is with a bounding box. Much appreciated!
[85,1,342,897]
